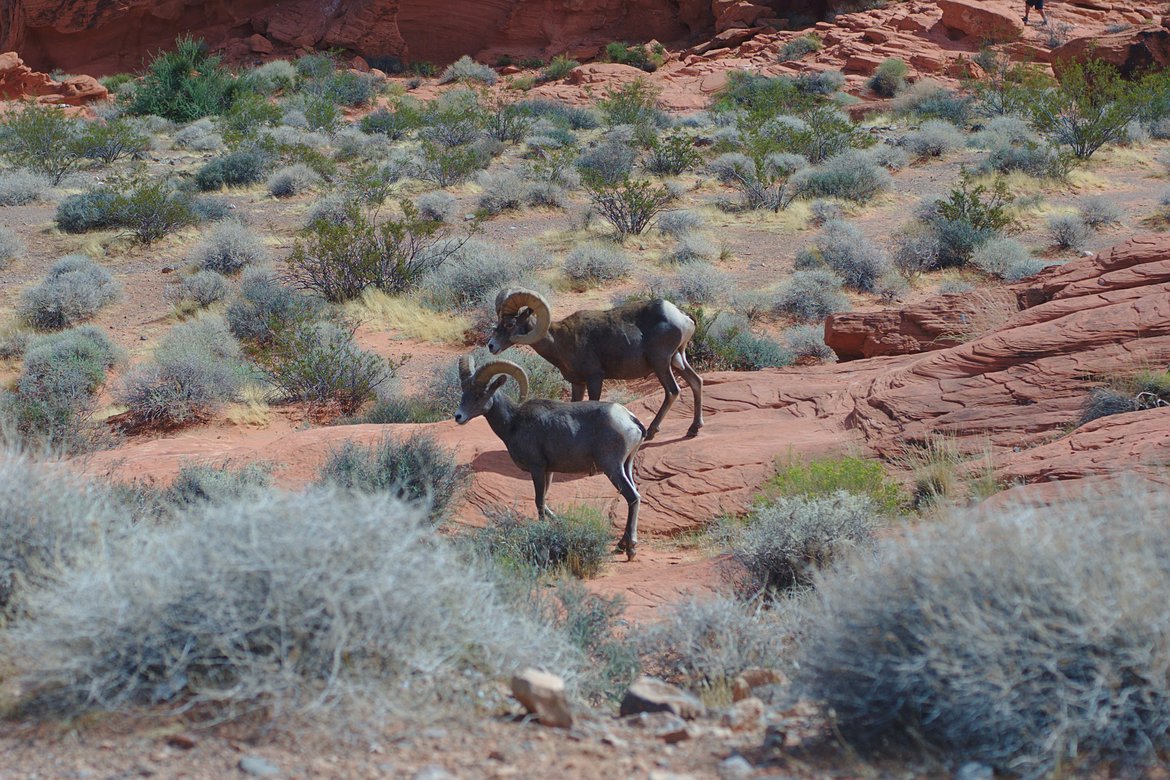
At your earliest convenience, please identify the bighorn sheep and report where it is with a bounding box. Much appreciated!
[487,289,703,440]
[454,355,645,560]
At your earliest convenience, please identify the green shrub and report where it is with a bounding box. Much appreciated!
[75,118,149,164]
[286,201,469,302]
[603,41,663,72]
[868,58,907,98]
[713,72,818,125]
[218,92,282,147]
[539,55,579,83]
[194,148,270,191]
[516,99,600,130]
[790,150,891,203]
[796,489,1170,776]
[360,102,422,139]
[644,132,702,176]
[977,138,1071,179]
[5,488,577,722]
[116,317,244,427]
[795,70,844,96]
[564,242,633,287]
[256,321,394,413]
[778,34,822,62]
[413,141,489,186]
[709,151,800,212]
[1030,59,1154,160]
[438,55,497,86]
[687,309,791,372]
[471,505,612,578]
[116,178,198,244]
[19,256,121,330]
[318,434,467,523]
[732,492,875,595]
[764,454,903,513]
[310,70,380,107]
[0,103,85,184]
[587,177,673,239]
[597,79,662,128]
[892,80,972,124]
[246,60,297,94]
[917,172,1017,268]
[127,36,239,122]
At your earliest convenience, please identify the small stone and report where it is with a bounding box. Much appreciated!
[955,762,995,780]
[620,676,706,720]
[511,668,573,728]
[600,733,628,749]
[238,756,280,777]
[717,754,754,780]
[658,723,693,744]
[412,766,455,780]
[722,696,765,731]
[165,733,197,750]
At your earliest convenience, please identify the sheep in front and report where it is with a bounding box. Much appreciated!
[453,355,646,560]
[487,289,703,441]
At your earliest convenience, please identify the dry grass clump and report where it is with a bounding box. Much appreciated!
[0,454,128,621]
[5,488,578,723]
[797,486,1170,778]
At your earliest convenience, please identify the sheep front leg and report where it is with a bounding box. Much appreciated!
[608,464,641,561]
[532,468,550,519]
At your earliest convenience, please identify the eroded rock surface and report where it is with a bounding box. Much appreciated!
[0,50,107,104]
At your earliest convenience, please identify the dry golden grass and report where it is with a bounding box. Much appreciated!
[346,290,471,344]
[224,384,272,427]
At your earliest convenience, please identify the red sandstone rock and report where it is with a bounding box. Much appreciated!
[79,237,1170,539]
[0,50,107,104]
[936,0,1024,42]
[714,1,772,32]
[1051,25,1170,76]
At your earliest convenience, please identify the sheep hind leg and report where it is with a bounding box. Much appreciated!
[645,363,680,441]
[608,460,641,561]
[672,349,704,437]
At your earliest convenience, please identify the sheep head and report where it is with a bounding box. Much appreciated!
[454,356,529,424]
[487,289,552,355]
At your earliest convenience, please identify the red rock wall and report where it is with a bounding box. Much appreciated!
[0,0,717,75]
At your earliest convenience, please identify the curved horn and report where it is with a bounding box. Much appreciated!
[472,360,529,403]
[458,354,474,383]
[498,289,551,346]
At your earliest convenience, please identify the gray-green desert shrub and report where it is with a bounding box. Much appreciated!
[798,220,890,292]
[194,148,269,191]
[438,55,498,86]
[665,263,734,306]
[970,237,1053,281]
[1078,196,1123,229]
[470,505,611,579]
[563,242,633,288]
[256,321,392,413]
[1047,213,1091,251]
[666,235,717,265]
[166,270,230,309]
[267,163,323,198]
[19,255,121,330]
[898,119,964,159]
[790,150,891,203]
[317,433,468,524]
[419,239,532,309]
[658,209,703,238]
[782,324,836,362]
[416,191,456,222]
[0,227,24,268]
[4,488,577,722]
[797,487,1170,777]
[0,170,50,206]
[116,316,244,427]
[476,169,526,215]
[190,221,268,275]
[773,269,850,321]
[226,268,323,345]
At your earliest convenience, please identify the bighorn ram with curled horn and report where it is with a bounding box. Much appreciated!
[454,355,646,560]
[488,289,703,440]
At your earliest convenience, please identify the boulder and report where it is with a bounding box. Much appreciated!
[0,51,107,105]
[721,696,765,731]
[620,676,706,720]
[937,0,1024,42]
[1051,26,1170,77]
[510,668,573,728]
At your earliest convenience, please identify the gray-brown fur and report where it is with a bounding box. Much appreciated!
[488,289,703,440]
[454,356,645,560]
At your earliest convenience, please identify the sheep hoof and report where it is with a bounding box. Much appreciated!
[626,545,637,562]
[644,428,659,442]
[686,425,702,438]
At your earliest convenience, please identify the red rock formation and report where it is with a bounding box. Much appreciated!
[936,0,1024,42]
[1051,24,1170,76]
[0,51,107,104]
[81,236,1170,537]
